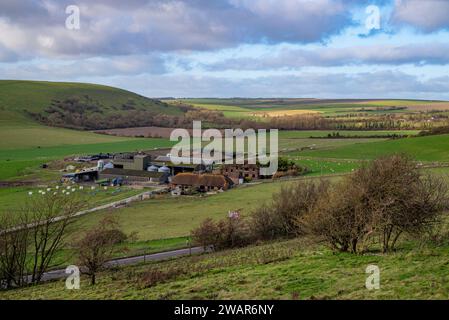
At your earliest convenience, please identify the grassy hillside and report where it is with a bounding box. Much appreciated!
[0,80,182,125]
[2,237,449,300]
[0,80,182,180]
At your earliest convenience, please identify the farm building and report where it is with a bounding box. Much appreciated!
[113,153,150,171]
[171,173,234,193]
[221,163,260,184]
[99,168,169,184]
[151,155,213,175]
[62,168,98,182]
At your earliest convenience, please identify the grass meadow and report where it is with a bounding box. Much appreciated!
[3,235,449,300]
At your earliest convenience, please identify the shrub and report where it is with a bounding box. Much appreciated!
[216,215,252,249]
[302,154,449,253]
[191,215,251,251]
[190,218,221,250]
[249,179,328,241]
[275,179,328,237]
[139,267,187,288]
[250,205,284,241]
[301,180,371,253]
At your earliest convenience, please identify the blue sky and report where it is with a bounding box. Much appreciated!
[1,0,449,99]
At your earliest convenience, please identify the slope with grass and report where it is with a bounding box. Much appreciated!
[0,80,182,124]
[2,236,449,300]
[0,80,182,180]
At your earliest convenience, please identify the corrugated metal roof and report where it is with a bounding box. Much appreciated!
[100,168,165,178]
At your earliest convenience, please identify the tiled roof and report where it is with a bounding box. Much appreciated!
[172,173,233,187]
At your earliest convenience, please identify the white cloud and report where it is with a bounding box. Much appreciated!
[392,0,449,32]
[95,70,449,99]
[0,0,353,61]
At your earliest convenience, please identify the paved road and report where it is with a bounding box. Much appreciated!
[40,246,207,282]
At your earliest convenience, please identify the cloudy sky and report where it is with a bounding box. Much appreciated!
[1,0,449,99]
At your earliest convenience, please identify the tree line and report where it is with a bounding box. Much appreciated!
[27,96,449,132]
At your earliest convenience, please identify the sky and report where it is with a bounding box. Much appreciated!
[1,0,449,99]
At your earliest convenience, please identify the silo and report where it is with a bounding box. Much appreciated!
[97,160,105,171]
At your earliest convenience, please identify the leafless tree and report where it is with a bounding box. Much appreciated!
[23,193,84,284]
[1,192,84,288]
[75,216,126,285]
[0,213,29,289]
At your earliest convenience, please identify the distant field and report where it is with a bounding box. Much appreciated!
[252,109,320,117]
[278,130,420,138]
[293,157,362,175]
[406,102,449,111]
[353,100,439,106]
[279,138,383,152]
[0,124,133,150]
[182,98,444,119]
[298,134,449,162]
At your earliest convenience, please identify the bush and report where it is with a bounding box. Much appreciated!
[250,206,284,241]
[274,179,328,237]
[302,154,449,253]
[190,218,221,250]
[139,267,187,288]
[301,180,370,253]
[191,215,251,251]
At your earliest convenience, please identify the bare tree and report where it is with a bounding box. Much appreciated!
[0,213,29,289]
[23,193,84,284]
[75,216,126,285]
[1,193,84,288]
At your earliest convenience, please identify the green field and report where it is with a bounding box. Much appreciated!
[69,179,306,241]
[297,134,449,162]
[279,137,384,152]
[0,138,175,181]
[278,130,420,139]
[0,185,146,213]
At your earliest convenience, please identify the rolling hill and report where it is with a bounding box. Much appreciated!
[0,80,180,180]
[0,80,183,127]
